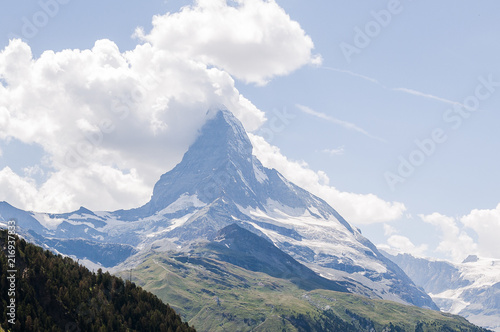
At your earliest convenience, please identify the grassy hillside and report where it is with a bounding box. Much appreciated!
[0,230,195,332]
[117,250,491,332]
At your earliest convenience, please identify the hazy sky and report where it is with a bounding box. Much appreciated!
[1,0,499,262]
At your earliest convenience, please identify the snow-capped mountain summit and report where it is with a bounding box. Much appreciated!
[0,108,437,309]
[144,109,258,213]
[125,109,356,239]
[131,109,343,221]
[385,252,500,331]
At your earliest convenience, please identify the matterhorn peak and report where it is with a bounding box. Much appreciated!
[143,108,259,214]
[191,108,253,161]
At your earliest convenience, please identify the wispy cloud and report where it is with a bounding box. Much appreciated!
[322,67,466,108]
[296,104,386,142]
[392,87,463,107]
[323,66,381,85]
[321,146,345,156]
[383,223,397,236]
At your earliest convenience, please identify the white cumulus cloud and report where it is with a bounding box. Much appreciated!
[378,234,428,257]
[0,37,264,212]
[136,0,321,85]
[416,206,500,262]
[0,167,38,211]
[420,212,478,262]
[461,203,500,259]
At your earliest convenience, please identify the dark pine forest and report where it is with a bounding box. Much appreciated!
[0,229,195,332]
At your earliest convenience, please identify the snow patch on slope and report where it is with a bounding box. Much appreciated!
[425,256,500,332]
[159,193,205,214]
[32,213,64,230]
[146,213,195,238]
[253,162,268,184]
[239,200,387,275]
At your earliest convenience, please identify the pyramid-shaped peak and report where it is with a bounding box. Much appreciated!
[142,108,257,213]
[206,108,251,144]
[184,108,253,164]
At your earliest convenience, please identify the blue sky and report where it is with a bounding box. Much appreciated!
[0,0,499,262]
